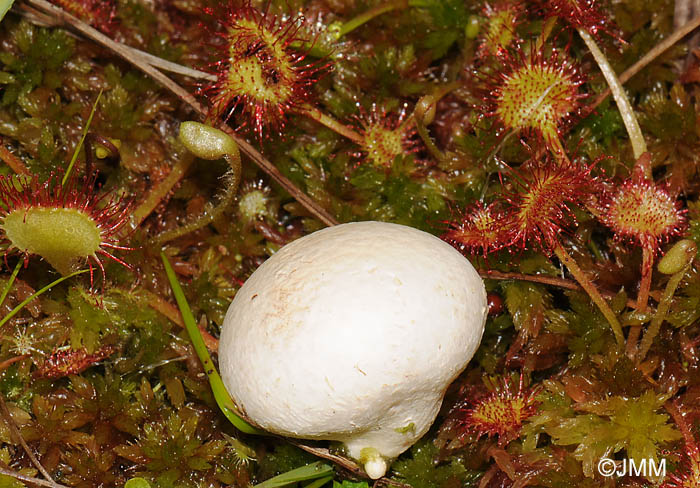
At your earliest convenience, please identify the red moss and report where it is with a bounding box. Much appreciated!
[201,1,328,138]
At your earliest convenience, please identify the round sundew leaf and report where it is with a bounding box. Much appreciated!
[125,478,152,488]
[3,207,101,275]
[179,121,238,160]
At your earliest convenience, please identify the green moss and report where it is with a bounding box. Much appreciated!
[256,443,319,480]
[391,438,480,488]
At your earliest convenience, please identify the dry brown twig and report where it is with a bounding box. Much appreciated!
[0,466,69,488]
[588,13,700,113]
[0,396,55,483]
[478,269,638,308]
[0,139,30,175]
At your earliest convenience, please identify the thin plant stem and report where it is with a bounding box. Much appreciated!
[637,263,689,362]
[0,395,55,483]
[0,260,23,308]
[549,135,572,165]
[336,0,408,38]
[63,90,102,185]
[637,245,654,312]
[480,269,583,291]
[553,242,625,347]
[131,46,217,81]
[0,467,68,488]
[151,160,241,244]
[136,287,219,351]
[160,252,264,435]
[415,120,444,161]
[129,153,195,230]
[0,354,28,372]
[625,324,642,358]
[24,0,339,227]
[289,440,364,477]
[627,237,655,356]
[577,29,648,162]
[0,269,89,330]
[0,140,30,175]
[478,269,636,307]
[298,105,362,143]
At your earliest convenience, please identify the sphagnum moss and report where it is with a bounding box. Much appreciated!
[0,0,698,487]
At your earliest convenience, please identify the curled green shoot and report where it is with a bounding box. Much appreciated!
[413,81,460,163]
[637,239,697,363]
[160,251,263,435]
[151,122,242,245]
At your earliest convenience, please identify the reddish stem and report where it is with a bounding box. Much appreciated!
[298,106,362,144]
[637,245,654,312]
[0,140,30,175]
[626,245,655,356]
[0,354,29,372]
[553,242,625,348]
[666,402,699,454]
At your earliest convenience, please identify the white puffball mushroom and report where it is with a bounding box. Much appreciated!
[219,221,487,479]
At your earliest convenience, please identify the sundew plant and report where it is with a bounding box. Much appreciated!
[1,0,700,487]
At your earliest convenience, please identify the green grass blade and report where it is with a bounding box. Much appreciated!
[0,269,89,329]
[160,252,264,435]
[0,260,22,308]
[63,89,103,186]
[304,475,334,488]
[0,0,14,23]
[255,462,334,488]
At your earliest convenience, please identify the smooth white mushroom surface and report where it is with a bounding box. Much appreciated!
[219,221,487,479]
